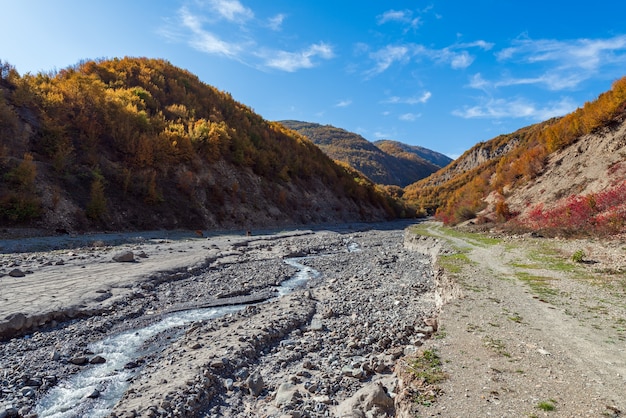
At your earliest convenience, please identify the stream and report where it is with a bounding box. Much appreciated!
[35,257,320,418]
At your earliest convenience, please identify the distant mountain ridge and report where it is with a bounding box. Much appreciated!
[279,120,450,187]
[373,140,453,169]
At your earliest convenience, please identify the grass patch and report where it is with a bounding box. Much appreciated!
[516,272,559,299]
[409,222,501,247]
[528,245,578,273]
[483,335,510,357]
[434,327,447,339]
[537,400,556,411]
[438,252,473,274]
[508,313,524,323]
[407,349,448,407]
[408,349,448,385]
[437,227,502,247]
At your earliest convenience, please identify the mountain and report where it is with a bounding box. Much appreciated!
[373,140,452,169]
[404,76,626,236]
[279,120,445,187]
[0,58,410,233]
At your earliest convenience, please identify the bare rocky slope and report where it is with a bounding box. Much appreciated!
[508,114,626,219]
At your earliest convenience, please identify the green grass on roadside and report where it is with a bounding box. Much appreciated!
[528,245,579,273]
[516,272,559,299]
[408,349,448,407]
[409,223,501,247]
[537,400,556,411]
[438,252,473,274]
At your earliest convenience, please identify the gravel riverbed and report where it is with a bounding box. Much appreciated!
[0,221,439,417]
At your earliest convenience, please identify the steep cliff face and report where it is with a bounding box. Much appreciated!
[418,136,520,188]
[508,114,626,218]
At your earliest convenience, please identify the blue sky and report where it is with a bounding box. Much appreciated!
[3,1,626,158]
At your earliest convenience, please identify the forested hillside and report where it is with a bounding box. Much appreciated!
[404,76,626,236]
[373,140,452,169]
[0,58,409,233]
[279,120,444,187]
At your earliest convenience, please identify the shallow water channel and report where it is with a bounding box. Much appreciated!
[35,257,321,418]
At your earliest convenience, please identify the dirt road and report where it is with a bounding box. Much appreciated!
[406,222,626,417]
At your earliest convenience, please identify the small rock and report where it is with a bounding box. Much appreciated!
[224,378,234,391]
[25,377,42,387]
[113,251,135,262]
[8,269,25,278]
[403,345,420,356]
[211,359,225,368]
[21,387,36,398]
[87,388,100,399]
[246,371,264,396]
[89,355,106,364]
[69,356,88,365]
[336,382,395,417]
[309,318,324,331]
[275,382,301,407]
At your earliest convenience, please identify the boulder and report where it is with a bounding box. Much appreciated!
[8,269,26,278]
[275,382,301,407]
[246,371,264,396]
[113,251,135,262]
[335,382,395,417]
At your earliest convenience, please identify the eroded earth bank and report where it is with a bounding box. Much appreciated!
[0,221,442,417]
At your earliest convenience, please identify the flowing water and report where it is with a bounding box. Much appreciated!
[36,257,319,418]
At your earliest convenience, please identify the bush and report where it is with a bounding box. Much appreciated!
[0,193,41,222]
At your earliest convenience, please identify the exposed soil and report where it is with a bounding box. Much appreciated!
[405,222,626,418]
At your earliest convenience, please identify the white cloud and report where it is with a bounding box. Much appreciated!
[453,97,577,120]
[264,42,334,72]
[495,35,626,90]
[365,39,490,75]
[418,91,432,103]
[335,99,352,107]
[383,91,431,105]
[377,9,421,29]
[175,4,333,72]
[206,0,253,23]
[180,7,243,57]
[268,13,286,31]
[456,40,494,51]
[373,131,392,139]
[433,40,492,69]
[468,73,490,90]
[399,112,421,121]
[448,50,473,69]
[366,45,411,76]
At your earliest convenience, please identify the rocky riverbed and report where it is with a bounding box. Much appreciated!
[0,221,440,417]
